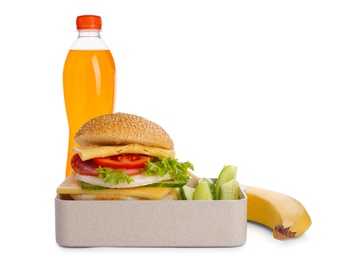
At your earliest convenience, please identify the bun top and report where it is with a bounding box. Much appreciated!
[74,112,174,150]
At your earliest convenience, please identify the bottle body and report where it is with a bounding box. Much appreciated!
[63,28,116,176]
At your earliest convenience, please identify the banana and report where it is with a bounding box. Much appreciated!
[243,185,312,240]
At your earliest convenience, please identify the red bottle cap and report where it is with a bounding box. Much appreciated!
[76,15,102,30]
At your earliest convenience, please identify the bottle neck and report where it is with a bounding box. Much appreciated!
[71,29,108,50]
[78,30,101,38]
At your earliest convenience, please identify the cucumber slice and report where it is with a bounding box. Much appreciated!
[180,185,195,200]
[201,178,216,200]
[148,180,187,187]
[173,187,183,200]
[215,165,237,199]
[220,179,240,200]
[80,182,109,190]
[193,179,213,200]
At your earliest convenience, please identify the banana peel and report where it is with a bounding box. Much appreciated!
[242,184,312,240]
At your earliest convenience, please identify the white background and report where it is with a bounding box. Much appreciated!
[1,0,341,258]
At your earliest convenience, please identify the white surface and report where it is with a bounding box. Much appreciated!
[1,0,340,259]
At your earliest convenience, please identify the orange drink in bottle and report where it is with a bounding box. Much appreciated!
[63,15,116,176]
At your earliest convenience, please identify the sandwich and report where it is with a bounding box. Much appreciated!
[57,112,194,200]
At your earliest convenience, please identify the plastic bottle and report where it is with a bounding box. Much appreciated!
[63,15,116,176]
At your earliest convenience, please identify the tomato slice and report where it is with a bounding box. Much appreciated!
[93,154,154,169]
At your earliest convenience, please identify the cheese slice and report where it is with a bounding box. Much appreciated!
[57,174,174,200]
[72,143,175,161]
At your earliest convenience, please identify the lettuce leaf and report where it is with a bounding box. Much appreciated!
[97,166,134,185]
[144,157,193,183]
[95,157,194,185]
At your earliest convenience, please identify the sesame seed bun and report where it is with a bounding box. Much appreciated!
[74,112,174,150]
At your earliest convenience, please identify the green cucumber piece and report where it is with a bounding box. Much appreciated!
[215,165,237,199]
[148,180,187,187]
[193,179,213,200]
[173,187,183,200]
[201,178,216,200]
[220,179,240,200]
[180,185,195,200]
[80,182,109,190]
